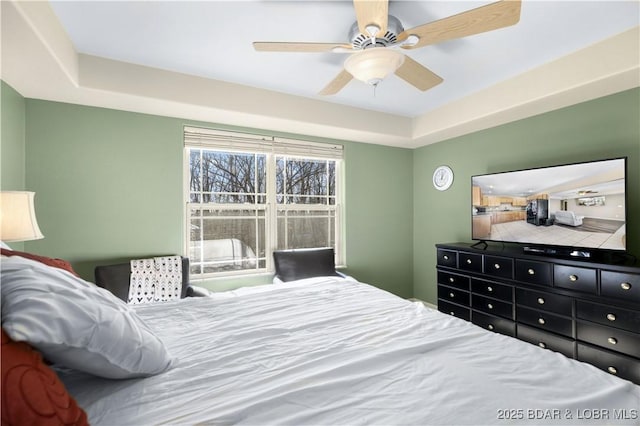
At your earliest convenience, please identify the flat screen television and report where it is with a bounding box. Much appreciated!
[471,158,627,256]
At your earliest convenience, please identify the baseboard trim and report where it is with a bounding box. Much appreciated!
[408,298,437,310]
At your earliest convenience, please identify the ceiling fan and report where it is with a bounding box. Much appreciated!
[253,0,522,95]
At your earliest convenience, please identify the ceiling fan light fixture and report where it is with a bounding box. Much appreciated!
[344,48,404,86]
[402,35,420,47]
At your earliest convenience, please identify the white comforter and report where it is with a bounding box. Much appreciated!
[58,277,640,425]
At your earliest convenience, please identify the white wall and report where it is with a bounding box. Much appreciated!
[549,198,562,214]
[569,193,626,220]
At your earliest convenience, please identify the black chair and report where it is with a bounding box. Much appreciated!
[94,256,210,301]
[272,247,345,282]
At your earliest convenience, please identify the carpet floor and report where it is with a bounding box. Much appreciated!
[556,217,624,233]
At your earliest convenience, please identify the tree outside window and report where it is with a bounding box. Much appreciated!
[187,146,341,277]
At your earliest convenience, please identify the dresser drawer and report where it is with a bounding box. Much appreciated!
[554,265,597,294]
[472,294,513,319]
[516,288,573,316]
[437,271,470,290]
[437,249,457,268]
[517,324,575,358]
[577,321,640,358]
[577,343,640,384]
[471,279,512,302]
[438,285,470,306]
[483,255,514,280]
[458,252,483,273]
[515,259,552,287]
[517,306,573,338]
[576,301,640,334]
[472,311,516,337]
[438,299,470,321]
[601,270,640,305]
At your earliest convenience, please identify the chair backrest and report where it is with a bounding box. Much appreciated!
[94,256,190,302]
[273,247,339,282]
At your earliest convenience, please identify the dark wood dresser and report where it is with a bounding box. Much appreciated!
[436,242,640,385]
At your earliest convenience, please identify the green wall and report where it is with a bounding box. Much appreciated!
[413,88,640,304]
[1,81,27,250]
[344,141,413,296]
[1,81,26,191]
[21,99,414,298]
[3,82,638,303]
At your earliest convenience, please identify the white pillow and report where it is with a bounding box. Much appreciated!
[1,255,173,379]
[0,240,11,250]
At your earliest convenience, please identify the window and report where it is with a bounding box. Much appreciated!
[185,126,343,277]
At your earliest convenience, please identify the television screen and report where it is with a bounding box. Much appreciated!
[471,158,627,252]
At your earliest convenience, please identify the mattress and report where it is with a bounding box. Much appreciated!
[57,277,640,425]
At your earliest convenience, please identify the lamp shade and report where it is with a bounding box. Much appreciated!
[344,48,405,86]
[0,191,44,242]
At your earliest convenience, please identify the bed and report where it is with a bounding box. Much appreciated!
[2,250,640,425]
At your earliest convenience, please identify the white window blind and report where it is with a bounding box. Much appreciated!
[184,126,343,159]
[184,126,344,278]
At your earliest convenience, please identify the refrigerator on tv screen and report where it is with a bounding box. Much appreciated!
[471,158,627,254]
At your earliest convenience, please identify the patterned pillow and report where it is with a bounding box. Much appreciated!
[1,328,88,426]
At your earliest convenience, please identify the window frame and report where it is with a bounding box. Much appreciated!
[183,126,345,279]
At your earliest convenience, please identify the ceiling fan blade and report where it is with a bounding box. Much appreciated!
[319,69,353,96]
[394,55,443,91]
[398,0,521,49]
[253,42,352,53]
[353,0,389,37]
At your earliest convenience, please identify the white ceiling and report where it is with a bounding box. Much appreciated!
[47,0,639,118]
[2,1,639,148]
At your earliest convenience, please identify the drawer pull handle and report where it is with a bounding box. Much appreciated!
[466,259,472,264]
[569,274,578,282]
[494,263,501,270]
[488,324,494,331]
[621,282,631,291]
[538,318,545,325]
[538,342,546,349]
[607,366,618,375]
[487,286,493,293]
[606,313,616,321]
[537,297,545,305]
[607,337,617,345]
[487,303,494,310]
[449,292,455,298]
[527,268,535,275]
[449,277,455,283]
[443,255,449,260]
[450,311,455,316]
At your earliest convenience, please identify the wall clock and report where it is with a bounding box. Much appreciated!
[433,165,454,191]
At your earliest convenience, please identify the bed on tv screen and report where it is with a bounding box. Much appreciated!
[471,158,627,252]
